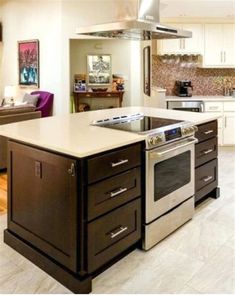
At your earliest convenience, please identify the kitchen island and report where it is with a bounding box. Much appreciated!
[0,107,220,294]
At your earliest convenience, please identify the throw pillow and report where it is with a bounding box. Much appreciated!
[23,93,40,107]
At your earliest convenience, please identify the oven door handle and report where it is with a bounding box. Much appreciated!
[151,138,198,158]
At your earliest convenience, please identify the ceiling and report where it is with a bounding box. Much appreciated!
[160,0,235,18]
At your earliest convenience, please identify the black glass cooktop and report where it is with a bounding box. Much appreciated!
[97,116,182,134]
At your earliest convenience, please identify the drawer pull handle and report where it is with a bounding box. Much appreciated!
[203,149,213,155]
[204,130,214,135]
[203,176,213,182]
[111,159,128,167]
[110,226,128,239]
[110,187,127,198]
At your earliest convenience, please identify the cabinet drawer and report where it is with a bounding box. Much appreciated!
[224,102,235,112]
[87,198,141,273]
[195,159,217,198]
[87,143,141,184]
[196,121,217,143]
[204,102,223,112]
[87,167,141,221]
[195,137,217,167]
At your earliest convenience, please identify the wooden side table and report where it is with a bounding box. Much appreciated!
[73,91,124,112]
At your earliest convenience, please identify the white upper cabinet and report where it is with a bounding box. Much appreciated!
[204,24,235,67]
[182,24,204,54]
[157,24,204,55]
[223,24,235,67]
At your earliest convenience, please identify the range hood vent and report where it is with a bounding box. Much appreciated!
[76,0,192,40]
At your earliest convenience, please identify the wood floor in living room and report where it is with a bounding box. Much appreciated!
[0,173,7,215]
[0,148,234,294]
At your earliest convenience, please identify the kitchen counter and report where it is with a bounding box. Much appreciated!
[0,106,221,158]
[166,96,235,102]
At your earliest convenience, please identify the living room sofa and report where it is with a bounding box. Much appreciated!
[0,106,41,170]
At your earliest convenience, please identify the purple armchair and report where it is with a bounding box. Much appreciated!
[31,91,54,117]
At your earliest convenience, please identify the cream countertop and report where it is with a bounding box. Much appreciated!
[0,107,221,158]
[166,96,235,102]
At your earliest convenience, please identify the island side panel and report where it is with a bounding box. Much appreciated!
[6,141,78,272]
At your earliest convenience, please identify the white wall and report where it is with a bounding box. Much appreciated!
[0,0,63,113]
[0,0,143,115]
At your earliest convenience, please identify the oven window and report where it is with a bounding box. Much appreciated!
[154,151,191,201]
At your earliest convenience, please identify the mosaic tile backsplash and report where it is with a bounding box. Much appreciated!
[152,55,235,96]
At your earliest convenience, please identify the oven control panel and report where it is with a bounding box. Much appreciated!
[147,124,198,149]
[181,126,198,137]
[165,127,182,141]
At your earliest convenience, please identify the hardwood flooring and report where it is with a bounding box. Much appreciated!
[0,171,7,215]
[0,148,234,293]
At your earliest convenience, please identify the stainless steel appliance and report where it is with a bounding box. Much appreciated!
[92,114,198,250]
[175,80,193,97]
[167,101,204,112]
[76,0,192,41]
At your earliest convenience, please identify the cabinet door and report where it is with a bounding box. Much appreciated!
[204,24,223,66]
[223,24,235,67]
[223,114,235,145]
[182,24,204,54]
[158,24,182,54]
[8,141,78,272]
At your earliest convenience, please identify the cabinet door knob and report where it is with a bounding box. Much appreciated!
[68,163,76,177]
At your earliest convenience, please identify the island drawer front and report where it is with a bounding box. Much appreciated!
[87,143,141,184]
[195,159,217,193]
[87,167,141,221]
[195,137,218,167]
[195,121,217,143]
[87,198,141,273]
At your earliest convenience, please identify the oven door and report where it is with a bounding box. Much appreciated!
[145,137,197,224]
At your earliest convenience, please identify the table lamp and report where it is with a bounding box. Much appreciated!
[4,85,16,106]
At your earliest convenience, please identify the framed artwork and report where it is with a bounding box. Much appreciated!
[143,46,151,97]
[18,39,39,88]
[87,54,111,86]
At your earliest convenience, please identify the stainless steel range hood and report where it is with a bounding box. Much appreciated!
[76,0,192,40]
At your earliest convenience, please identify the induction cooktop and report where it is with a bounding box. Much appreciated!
[93,113,182,134]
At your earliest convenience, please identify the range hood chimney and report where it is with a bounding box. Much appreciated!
[76,0,192,40]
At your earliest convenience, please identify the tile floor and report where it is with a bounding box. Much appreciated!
[0,147,234,294]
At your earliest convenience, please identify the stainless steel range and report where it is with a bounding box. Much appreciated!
[93,113,198,250]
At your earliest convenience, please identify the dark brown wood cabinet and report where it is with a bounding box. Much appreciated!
[7,141,78,272]
[195,120,220,203]
[4,141,142,294]
[87,167,141,221]
[87,198,141,273]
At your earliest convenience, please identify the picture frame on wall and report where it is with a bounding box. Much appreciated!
[87,54,111,86]
[18,39,39,88]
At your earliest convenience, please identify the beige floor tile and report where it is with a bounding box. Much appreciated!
[162,216,234,262]
[93,246,204,294]
[187,245,235,294]
[177,284,201,294]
